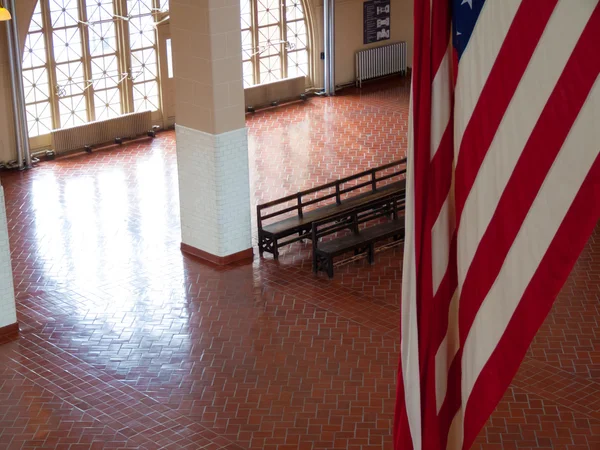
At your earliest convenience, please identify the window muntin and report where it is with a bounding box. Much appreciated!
[241,0,310,87]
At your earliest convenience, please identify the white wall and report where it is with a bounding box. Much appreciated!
[0,185,17,329]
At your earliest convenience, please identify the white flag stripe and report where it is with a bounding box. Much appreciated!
[446,406,464,450]
[431,191,455,296]
[456,0,596,294]
[462,77,600,404]
[435,288,459,413]
[454,0,522,155]
[431,47,452,160]
[401,90,422,450]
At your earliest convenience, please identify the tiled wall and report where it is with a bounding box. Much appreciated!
[176,124,252,257]
[0,185,16,328]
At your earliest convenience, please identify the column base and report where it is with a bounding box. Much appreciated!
[0,322,19,340]
[181,243,254,266]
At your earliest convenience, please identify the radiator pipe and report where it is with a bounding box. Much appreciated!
[5,0,32,170]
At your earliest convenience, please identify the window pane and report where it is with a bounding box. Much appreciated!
[95,88,122,120]
[243,61,254,87]
[287,20,307,51]
[287,49,308,78]
[240,0,251,29]
[86,0,115,23]
[53,27,82,63]
[129,15,157,50]
[29,3,44,33]
[59,95,88,128]
[127,0,154,17]
[166,39,174,79]
[258,24,281,57]
[241,30,253,60]
[55,61,86,97]
[49,0,80,28]
[132,81,159,112]
[131,48,158,83]
[285,0,305,21]
[160,0,169,11]
[257,0,280,26]
[26,101,53,137]
[91,55,120,90]
[88,21,117,56]
[259,55,281,84]
[23,68,50,104]
[23,32,47,69]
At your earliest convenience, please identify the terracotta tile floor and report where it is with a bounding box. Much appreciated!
[0,77,598,449]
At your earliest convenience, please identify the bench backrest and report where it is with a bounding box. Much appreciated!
[311,193,405,252]
[257,158,407,229]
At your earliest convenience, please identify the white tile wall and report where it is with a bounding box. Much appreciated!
[176,124,252,257]
[0,185,16,329]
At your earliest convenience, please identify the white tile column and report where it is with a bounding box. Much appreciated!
[0,184,17,334]
[171,0,252,264]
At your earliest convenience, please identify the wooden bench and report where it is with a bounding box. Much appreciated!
[311,195,405,278]
[257,159,407,259]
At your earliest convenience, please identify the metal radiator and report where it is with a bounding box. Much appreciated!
[51,110,152,154]
[356,41,408,87]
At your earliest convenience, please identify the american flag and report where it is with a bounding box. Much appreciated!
[395,1,600,449]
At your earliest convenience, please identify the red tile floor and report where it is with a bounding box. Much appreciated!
[0,77,598,449]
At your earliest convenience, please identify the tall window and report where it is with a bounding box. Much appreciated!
[240,0,311,88]
[22,0,168,138]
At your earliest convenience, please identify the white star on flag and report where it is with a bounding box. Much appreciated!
[461,0,473,8]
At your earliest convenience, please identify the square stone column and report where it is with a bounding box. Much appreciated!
[171,0,252,264]
[0,185,17,335]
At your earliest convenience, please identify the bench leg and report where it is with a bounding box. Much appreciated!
[327,258,334,278]
[368,244,375,264]
[313,252,318,273]
[273,239,279,260]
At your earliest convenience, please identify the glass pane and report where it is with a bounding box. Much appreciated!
[287,49,308,78]
[88,21,117,56]
[29,2,44,33]
[127,0,154,17]
[86,0,115,23]
[166,38,174,78]
[59,95,88,128]
[91,55,120,90]
[23,32,47,69]
[160,0,169,11]
[23,68,50,104]
[26,101,53,137]
[240,0,251,29]
[130,48,158,83]
[287,20,307,51]
[55,61,86,97]
[258,24,281,57]
[259,55,281,84]
[257,0,280,26]
[285,0,305,21]
[49,0,80,28]
[243,61,254,88]
[53,27,82,63]
[132,81,159,112]
[129,14,157,50]
[241,30,253,60]
[94,88,122,120]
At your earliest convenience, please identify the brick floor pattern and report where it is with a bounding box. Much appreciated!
[0,77,598,449]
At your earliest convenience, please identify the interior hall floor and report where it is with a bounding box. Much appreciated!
[0,77,598,450]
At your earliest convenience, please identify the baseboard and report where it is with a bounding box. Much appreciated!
[0,322,19,340]
[181,243,254,266]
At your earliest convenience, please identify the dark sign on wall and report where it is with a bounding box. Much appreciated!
[363,0,391,45]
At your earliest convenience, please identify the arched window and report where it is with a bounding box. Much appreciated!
[240,0,311,88]
[22,0,169,138]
